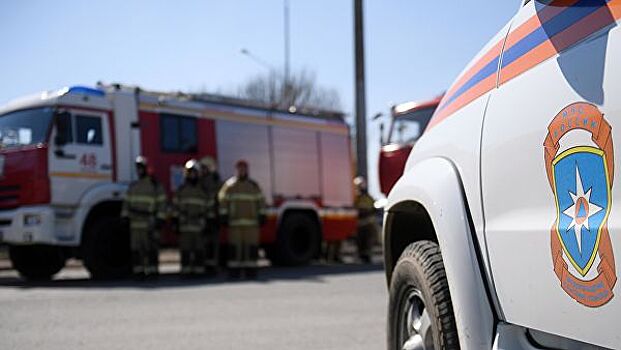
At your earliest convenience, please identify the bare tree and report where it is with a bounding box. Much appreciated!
[238,69,341,111]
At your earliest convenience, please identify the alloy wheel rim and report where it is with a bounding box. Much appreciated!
[399,288,434,350]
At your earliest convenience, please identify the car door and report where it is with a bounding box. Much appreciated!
[49,109,113,205]
[481,1,621,347]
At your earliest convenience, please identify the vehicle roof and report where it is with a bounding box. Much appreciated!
[392,94,444,118]
[0,84,347,125]
[104,83,346,123]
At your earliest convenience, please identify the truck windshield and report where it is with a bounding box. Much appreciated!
[0,107,54,149]
[389,107,435,145]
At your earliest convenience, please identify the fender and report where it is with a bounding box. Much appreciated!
[72,182,128,243]
[275,200,321,226]
[385,157,494,349]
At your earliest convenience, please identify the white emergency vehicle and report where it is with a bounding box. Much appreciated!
[0,83,357,279]
[384,1,621,349]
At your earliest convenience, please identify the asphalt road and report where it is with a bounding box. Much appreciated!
[0,260,387,350]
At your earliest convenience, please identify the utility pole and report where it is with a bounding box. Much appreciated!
[284,0,291,106]
[354,0,367,179]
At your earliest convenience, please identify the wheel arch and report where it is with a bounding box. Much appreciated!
[383,157,495,349]
[276,200,323,237]
[83,201,123,228]
[73,183,127,245]
[383,200,437,283]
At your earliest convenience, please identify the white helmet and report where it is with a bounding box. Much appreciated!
[184,159,201,176]
[353,176,367,189]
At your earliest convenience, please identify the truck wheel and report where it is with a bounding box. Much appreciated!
[272,213,320,266]
[82,217,131,279]
[388,241,459,350]
[9,245,66,280]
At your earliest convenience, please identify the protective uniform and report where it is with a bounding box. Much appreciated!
[200,156,223,271]
[173,160,210,275]
[121,156,167,276]
[353,176,377,264]
[218,160,266,278]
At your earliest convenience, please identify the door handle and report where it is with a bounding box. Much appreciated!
[54,149,77,159]
[100,164,112,170]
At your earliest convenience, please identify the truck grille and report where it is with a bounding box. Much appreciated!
[0,185,20,209]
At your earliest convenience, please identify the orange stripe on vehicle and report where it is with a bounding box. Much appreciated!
[503,1,579,51]
[500,1,621,85]
[440,41,503,110]
[428,74,496,129]
[50,172,112,180]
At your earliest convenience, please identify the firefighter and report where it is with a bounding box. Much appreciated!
[218,160,266,279]
[353,176,377,264]
[199,156,222,274]
[173,159,210,276]
[121,156,167,278]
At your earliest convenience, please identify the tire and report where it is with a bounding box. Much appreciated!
[82,216,131,279]
[271,213,320,266]
[388,241,459,350]
[9,245,66,280]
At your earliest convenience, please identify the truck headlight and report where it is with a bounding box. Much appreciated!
[24,214,42,226]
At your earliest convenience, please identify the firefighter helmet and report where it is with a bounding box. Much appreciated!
[135,156,148,167]
[200,156,217,172]
[353,176,367,190]
[184,159,201,175]
[134,156,149,170]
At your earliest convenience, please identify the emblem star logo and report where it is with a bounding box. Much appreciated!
[563,165,603,253]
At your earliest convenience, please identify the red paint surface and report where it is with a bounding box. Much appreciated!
[323,217,357,242]
[138,110,217,245]
[379,144,412,195]
[0,146,50,209]
[138,111,217,194]
[139,110,355,247]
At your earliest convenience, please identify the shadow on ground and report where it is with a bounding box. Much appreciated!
[0,263,385,290]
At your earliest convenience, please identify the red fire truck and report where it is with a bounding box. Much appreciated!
[0,84,357,279]
[377,95,442,195]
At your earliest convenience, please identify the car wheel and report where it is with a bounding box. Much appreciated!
[388,240,459,350]
[82,216,131,279]
[9,245,66,280]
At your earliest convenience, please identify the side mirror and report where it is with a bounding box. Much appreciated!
[379,123,385,145]
[54,134,67,147]
[54,111,71,146]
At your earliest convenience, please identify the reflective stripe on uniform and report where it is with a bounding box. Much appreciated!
[178,197,209,207]
[227,260,243,268]
[179,224,204,232]
[127,195,158,205]
[229,218,259,227]
[358,216,376,227]
[226,193,263,202]
[131,221,151,229]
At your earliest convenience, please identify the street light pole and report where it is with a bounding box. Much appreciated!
[283,0,291,106]
[354,0,368,179]
[240,48,273,72]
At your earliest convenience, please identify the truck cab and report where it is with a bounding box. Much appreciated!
[384,1,621,349]
[377,96,441,196]
[0,87,135,279]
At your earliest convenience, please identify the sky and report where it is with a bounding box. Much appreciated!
[0,0,519,198]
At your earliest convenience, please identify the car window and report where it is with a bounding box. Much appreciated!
[75,115,103,145]
[160,113,198,153]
